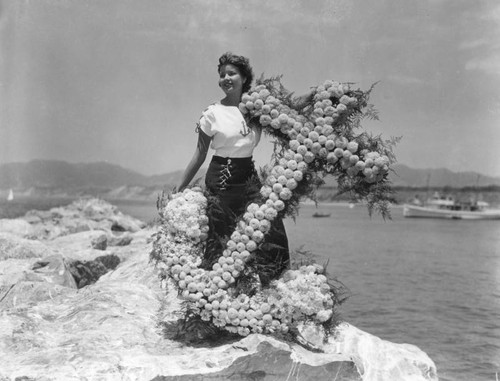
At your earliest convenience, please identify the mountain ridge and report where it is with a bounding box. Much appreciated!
[1,159,499,190]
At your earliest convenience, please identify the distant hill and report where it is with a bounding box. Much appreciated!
[1,160,499,196]
[388,164,500,188]
[0,160,150,189]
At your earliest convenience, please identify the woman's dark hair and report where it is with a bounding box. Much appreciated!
[218,52,254,94]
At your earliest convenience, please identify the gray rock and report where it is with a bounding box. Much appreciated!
[91,233,108,250]
[48,230,105,247]
[79,198,118,219]
[24,209,53,221]
[0,247,437,380]
[27,254,78,289]
[0,218,34,237]
[22,213,42,224]
[68,254,120,288]
[107,233,133,246]
[0,252,77,310]
[151,341,361,380]
[110,214,145,232]
[0,202,438,381]
[20,198,147,240]
[0,281,75,309]
[59,217,93,235]
[0,258,41,286]
[0,233,55,260]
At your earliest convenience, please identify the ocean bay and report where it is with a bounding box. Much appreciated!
[286,203,500,381]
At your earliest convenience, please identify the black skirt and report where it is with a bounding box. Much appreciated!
[204,156,289,285]
[205,155,258,216]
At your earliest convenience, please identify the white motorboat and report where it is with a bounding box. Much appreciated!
[403,193,500,220]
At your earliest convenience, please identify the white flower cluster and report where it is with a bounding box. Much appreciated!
[156,188,207,284]
[188,264,335,337]
[272,265,334,323]
[157,187,337,336]
[158,205,336,336]
[239,80,390,183]
[161,187,209,243]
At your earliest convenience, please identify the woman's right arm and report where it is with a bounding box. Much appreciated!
[177,130,212,191]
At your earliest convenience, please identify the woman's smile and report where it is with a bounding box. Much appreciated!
[221,81,233,91]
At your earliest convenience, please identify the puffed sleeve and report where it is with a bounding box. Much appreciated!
[197,106,216,137]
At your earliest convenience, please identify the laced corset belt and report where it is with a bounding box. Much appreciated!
[206,156,255,192]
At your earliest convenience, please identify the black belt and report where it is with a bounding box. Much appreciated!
[211,156,253,165]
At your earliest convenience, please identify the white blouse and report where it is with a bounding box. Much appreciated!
[197,103,262,158]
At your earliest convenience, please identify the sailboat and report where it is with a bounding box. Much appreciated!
[7,189,14,201]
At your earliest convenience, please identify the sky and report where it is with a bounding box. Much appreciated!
[1,0,499,177]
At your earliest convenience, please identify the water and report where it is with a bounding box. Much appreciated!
[2,198,499,381]
[282,204,500,381]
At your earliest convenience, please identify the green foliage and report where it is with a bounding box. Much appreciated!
[159,302,240,346]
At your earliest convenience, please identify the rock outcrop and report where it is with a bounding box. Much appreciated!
[8,197,147,241]
[0,198,438,381]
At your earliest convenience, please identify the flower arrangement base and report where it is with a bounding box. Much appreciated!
[159,312,241,346]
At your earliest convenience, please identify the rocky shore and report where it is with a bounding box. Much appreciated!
[0,198,438,380]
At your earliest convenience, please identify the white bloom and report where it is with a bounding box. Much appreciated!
[303,138,313,149]
[297,161,308,172]
[274,199,286,211]
[277,175,288,185]
[293,170,304,182]
[304,152,315,164]
[286,179,298,190]
[279,188,292,201]
[347,141,359,153]
[272,183,283,193]
[284,150,295,160]
[251,230,264,243]
[260,185,272,198]
[336,103,347,113]
[264,207,278,220]
[297,145,308,156]
[284,168,294,179]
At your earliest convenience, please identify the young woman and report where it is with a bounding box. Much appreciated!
[177,52,289,284]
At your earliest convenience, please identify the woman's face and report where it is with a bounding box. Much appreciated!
[218,64,246,97]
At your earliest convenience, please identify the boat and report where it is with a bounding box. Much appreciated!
[7,189,14,201]
[312,211,331,218]
[403,192,500,220]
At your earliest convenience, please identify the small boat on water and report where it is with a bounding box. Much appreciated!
[403,193,500,220]
[7,189,14,201]
[312,211,331,218]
